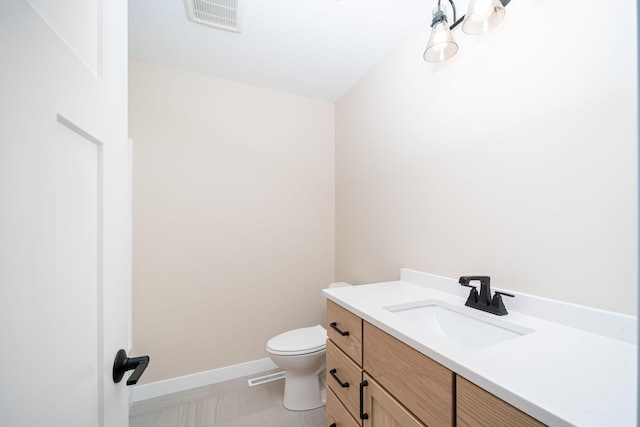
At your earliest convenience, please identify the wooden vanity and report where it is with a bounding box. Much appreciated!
[325,300,545,427]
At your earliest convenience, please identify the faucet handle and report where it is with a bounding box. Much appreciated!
[490,291,514,316]
[460,283,479,304]
[494,291,514,298]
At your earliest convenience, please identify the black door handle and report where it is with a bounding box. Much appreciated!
[113,349,150,386]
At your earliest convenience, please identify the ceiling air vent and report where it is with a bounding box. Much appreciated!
[183,0,244,33]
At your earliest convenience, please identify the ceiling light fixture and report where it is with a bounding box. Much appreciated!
[423,0,511,63]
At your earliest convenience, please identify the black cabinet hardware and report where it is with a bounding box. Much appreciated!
[330,322,349,336]
[329,368,349,388]
[359,380,369,420]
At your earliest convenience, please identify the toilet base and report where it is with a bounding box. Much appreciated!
[282,372,326,411]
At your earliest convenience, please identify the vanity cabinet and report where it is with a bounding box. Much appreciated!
[326,300,545,427]
[326,300,450,427]
[456,376,545,427]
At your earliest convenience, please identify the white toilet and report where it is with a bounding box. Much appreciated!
[266,283,351,411]
[266,325,327,411]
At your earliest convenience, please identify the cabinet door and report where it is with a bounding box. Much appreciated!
[457,376,546,427]
[363,322,453,427]
[362,374,425,427]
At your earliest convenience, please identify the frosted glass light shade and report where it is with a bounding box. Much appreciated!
[462,0,505,35]
[423,21,458,63]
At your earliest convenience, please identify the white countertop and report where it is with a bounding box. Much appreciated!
[323,271,638,427]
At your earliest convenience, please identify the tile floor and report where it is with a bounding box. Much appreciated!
[130,372,326,427]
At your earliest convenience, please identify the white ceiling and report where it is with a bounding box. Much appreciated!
[128,0,438,102]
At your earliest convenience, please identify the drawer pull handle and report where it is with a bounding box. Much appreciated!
[329,368,349,388]
[330,424,337,427]
[330,322,350,336]
[359,380,369,420]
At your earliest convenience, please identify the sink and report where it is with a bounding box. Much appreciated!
[384,300,533,348]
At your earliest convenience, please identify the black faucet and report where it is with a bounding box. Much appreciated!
[458,276,514,316]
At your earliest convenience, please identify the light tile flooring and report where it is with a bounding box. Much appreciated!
[130,372,326,427]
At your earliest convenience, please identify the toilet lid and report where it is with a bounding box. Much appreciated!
[267,325,327,355]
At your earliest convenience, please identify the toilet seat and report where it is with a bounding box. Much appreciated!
[267,325,327,356]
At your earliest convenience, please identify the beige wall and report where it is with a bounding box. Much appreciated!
[129,60,335,383]
[335,0,638,315]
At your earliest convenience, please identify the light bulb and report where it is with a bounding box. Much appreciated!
[462,0,505,35]
[468,0,494,17]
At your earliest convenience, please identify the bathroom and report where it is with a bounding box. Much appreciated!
[126,2,639,426]
[128,0,637,424]
[1,0,636,425]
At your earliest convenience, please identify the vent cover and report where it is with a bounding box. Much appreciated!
[183,0,244,33]
[247,371,285,387]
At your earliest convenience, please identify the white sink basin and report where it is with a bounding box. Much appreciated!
[384,300,533,348]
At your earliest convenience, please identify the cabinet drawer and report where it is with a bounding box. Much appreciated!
[327,339,363,422]
[327,300,362,364]
[457,376,545,427]
[363,322,453,427]
[327,386,360,427]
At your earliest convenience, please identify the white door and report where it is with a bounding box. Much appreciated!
[0,1,132,426]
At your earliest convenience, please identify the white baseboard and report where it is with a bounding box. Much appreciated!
[131,358,279,402]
